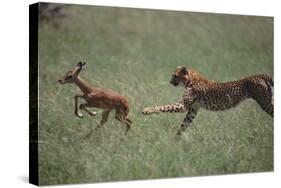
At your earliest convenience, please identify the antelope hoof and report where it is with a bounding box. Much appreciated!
[90,111,98,116]
[76,113,84,118]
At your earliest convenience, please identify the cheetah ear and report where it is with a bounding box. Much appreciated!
[179,66,188,75]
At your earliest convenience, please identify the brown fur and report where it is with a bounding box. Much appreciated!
[59,62,132,134]
[143,66,273,137]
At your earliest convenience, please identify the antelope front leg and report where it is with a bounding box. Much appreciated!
[74,94,84,118]
[79,103,98,116]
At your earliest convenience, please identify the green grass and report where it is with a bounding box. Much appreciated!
[38,4,273,185]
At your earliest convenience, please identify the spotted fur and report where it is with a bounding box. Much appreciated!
[142,66,273,137]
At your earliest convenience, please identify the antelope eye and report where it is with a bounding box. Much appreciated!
[67,75,73,79]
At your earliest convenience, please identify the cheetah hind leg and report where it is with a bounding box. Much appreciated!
[257,98,273,117]
[253,86,274,117]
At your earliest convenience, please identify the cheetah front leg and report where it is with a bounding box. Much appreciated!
[142,101,188,115]
[176,105,199,137]
[176,88,198,137]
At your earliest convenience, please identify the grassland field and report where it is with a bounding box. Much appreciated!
[38,4,273,185]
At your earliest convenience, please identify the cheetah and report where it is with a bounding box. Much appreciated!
[142,66,273,137]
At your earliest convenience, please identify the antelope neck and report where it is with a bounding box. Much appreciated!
[74,76,93,94]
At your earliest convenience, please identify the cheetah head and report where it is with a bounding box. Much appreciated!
[170,66,190,87]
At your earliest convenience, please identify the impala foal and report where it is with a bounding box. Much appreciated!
[58,62,132,134]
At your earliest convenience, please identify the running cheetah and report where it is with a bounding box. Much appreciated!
[142,66,273,137]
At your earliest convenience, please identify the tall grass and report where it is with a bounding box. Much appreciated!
[38,4,273,185]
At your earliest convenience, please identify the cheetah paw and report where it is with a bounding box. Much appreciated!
[142,107,154,115]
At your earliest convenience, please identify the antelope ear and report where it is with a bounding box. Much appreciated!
[179,66,188,75]
[81,62,86,71]
[77,61,83,67]
[77,61,86,68]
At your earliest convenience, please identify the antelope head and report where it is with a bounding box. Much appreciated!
[58,61,86,84]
